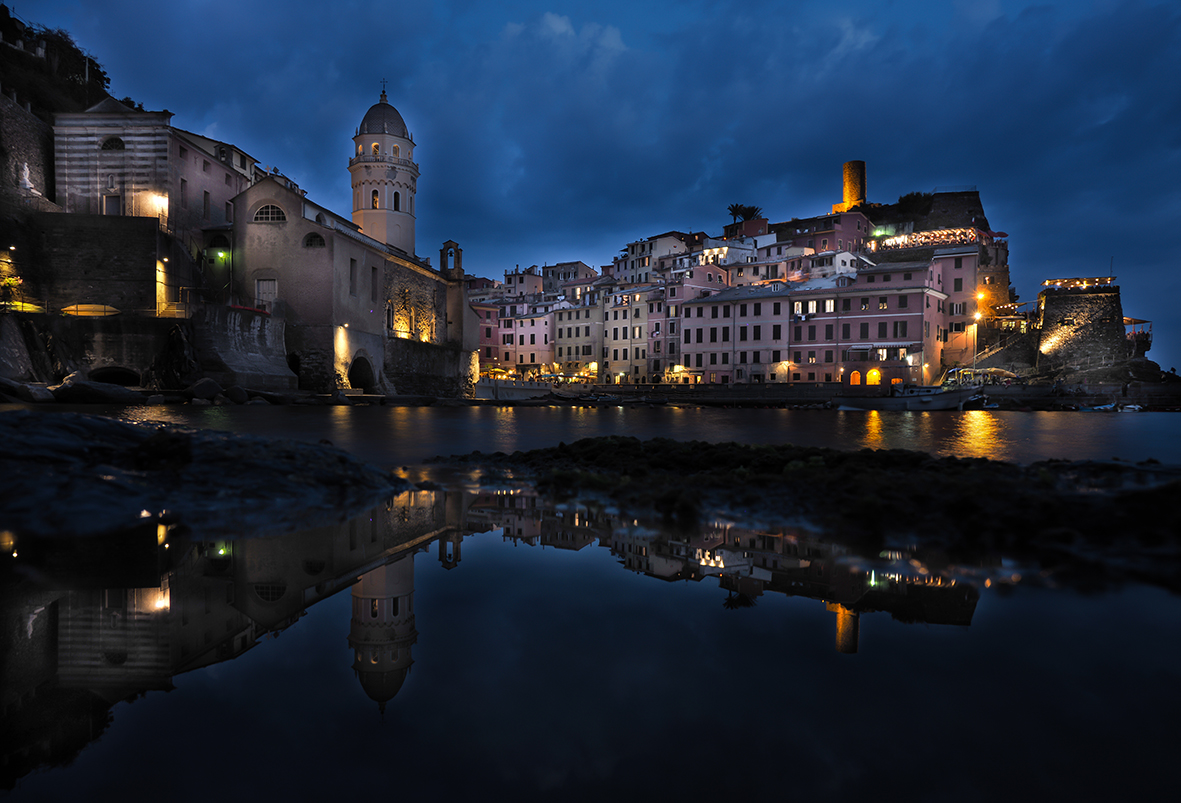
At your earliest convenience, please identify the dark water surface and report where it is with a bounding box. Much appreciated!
[103,404,1181,466]
[3,405,1180,800]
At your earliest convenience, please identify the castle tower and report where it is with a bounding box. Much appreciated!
[348,553,418,714]
[350,90,418,256]
[832,160,867,213]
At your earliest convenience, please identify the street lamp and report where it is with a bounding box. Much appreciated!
[973,312,982,378]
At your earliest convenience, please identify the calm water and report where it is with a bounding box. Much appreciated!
[90,404,1181,466]
[2,405,1180,800]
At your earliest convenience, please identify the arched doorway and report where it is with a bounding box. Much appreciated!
[348,357,377,393]
[867,369,882,385]
[849,370,861,386]
[90,366,141,386]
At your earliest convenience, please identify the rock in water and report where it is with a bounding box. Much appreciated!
[0,410,412,538]
[49,377,144,404]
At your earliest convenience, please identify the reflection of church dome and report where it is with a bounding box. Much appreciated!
[356,666,409,710]
[349,555,417,714]
[358,91,408,138]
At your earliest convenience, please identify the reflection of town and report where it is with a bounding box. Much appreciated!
[470,488,982,654]
[2,484,983,788]
[0,487,471,789]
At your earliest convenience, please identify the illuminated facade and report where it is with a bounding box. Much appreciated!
[229,95,475,393]
[51,97,259,316]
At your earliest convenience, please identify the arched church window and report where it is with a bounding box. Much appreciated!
[371,190,380,209]
[107,174,116,189]
[303,233,326,248]
[371,143,380,156]
[391,145,399,158]
[101,137,125,151]
[393,192,400,211]
[253,204,286,222]
[253,583,286,602]
[357,143,362,156]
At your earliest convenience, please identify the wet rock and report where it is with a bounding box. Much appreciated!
[330,389,353,406]
[224,385,249,405]
[146,394,167,405]
[49,377,144,404]
[190,398,211,406]
[0,409,412,538]
[247,389,293,405]
[186,378,224,400]
[0,377,54,403]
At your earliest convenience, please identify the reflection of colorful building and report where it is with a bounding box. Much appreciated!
[466,489,608,549]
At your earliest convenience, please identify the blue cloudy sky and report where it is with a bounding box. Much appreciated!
[20,0,1181,369]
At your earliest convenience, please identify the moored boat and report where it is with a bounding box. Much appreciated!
[831,384,981,411]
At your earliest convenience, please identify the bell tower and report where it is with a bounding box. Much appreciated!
[350,88,418,256]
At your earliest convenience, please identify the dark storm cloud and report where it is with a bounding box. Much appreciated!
[21,0,1181,366]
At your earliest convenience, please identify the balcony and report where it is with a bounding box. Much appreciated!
[348,154,420,171]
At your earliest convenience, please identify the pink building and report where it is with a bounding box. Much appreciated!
[472,301,501,372]
[678,283,792,384]
[787,261,946,386]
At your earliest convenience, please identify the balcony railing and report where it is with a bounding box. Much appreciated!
[348,154,419,171]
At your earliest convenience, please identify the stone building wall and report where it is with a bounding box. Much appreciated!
[0,311,178,383]
[1036,286,1126,370]
[0,91,54,206]
[189,305,297,391]
[385,338,477,398]
[27,212,159,313]
[386,260,448,344]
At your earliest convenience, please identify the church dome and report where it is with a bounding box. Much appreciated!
[358,91,408,139]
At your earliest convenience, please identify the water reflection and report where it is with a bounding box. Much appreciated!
[0,479,1158,791]
[101,404,1181,466]
[0,487,463,788]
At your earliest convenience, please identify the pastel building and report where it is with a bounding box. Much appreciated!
[678,282,793,384]
[602,285,653,383]
[788,262,943,386]
[554,302,602,380]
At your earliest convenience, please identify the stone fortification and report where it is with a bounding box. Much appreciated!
[1036,285,1127,371]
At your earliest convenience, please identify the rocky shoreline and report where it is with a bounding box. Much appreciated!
[0,410,412,540]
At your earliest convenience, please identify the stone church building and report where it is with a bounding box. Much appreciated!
[13,89,476,395]
[230,90,477,394]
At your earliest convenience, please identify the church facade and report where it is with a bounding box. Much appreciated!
[230,90,477,394]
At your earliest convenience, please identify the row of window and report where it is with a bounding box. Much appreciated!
[501,333,550,345]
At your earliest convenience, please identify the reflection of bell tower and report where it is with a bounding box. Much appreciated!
[348,553,417,713]
[826,602,859,654]
[438,532,462,570]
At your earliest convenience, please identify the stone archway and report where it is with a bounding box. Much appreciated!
[348,356,377,394]
[90,366,141,386]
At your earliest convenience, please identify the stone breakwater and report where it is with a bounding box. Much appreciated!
[0,410,412,539]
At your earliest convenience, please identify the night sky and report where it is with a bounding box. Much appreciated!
[19,0,1181,370]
